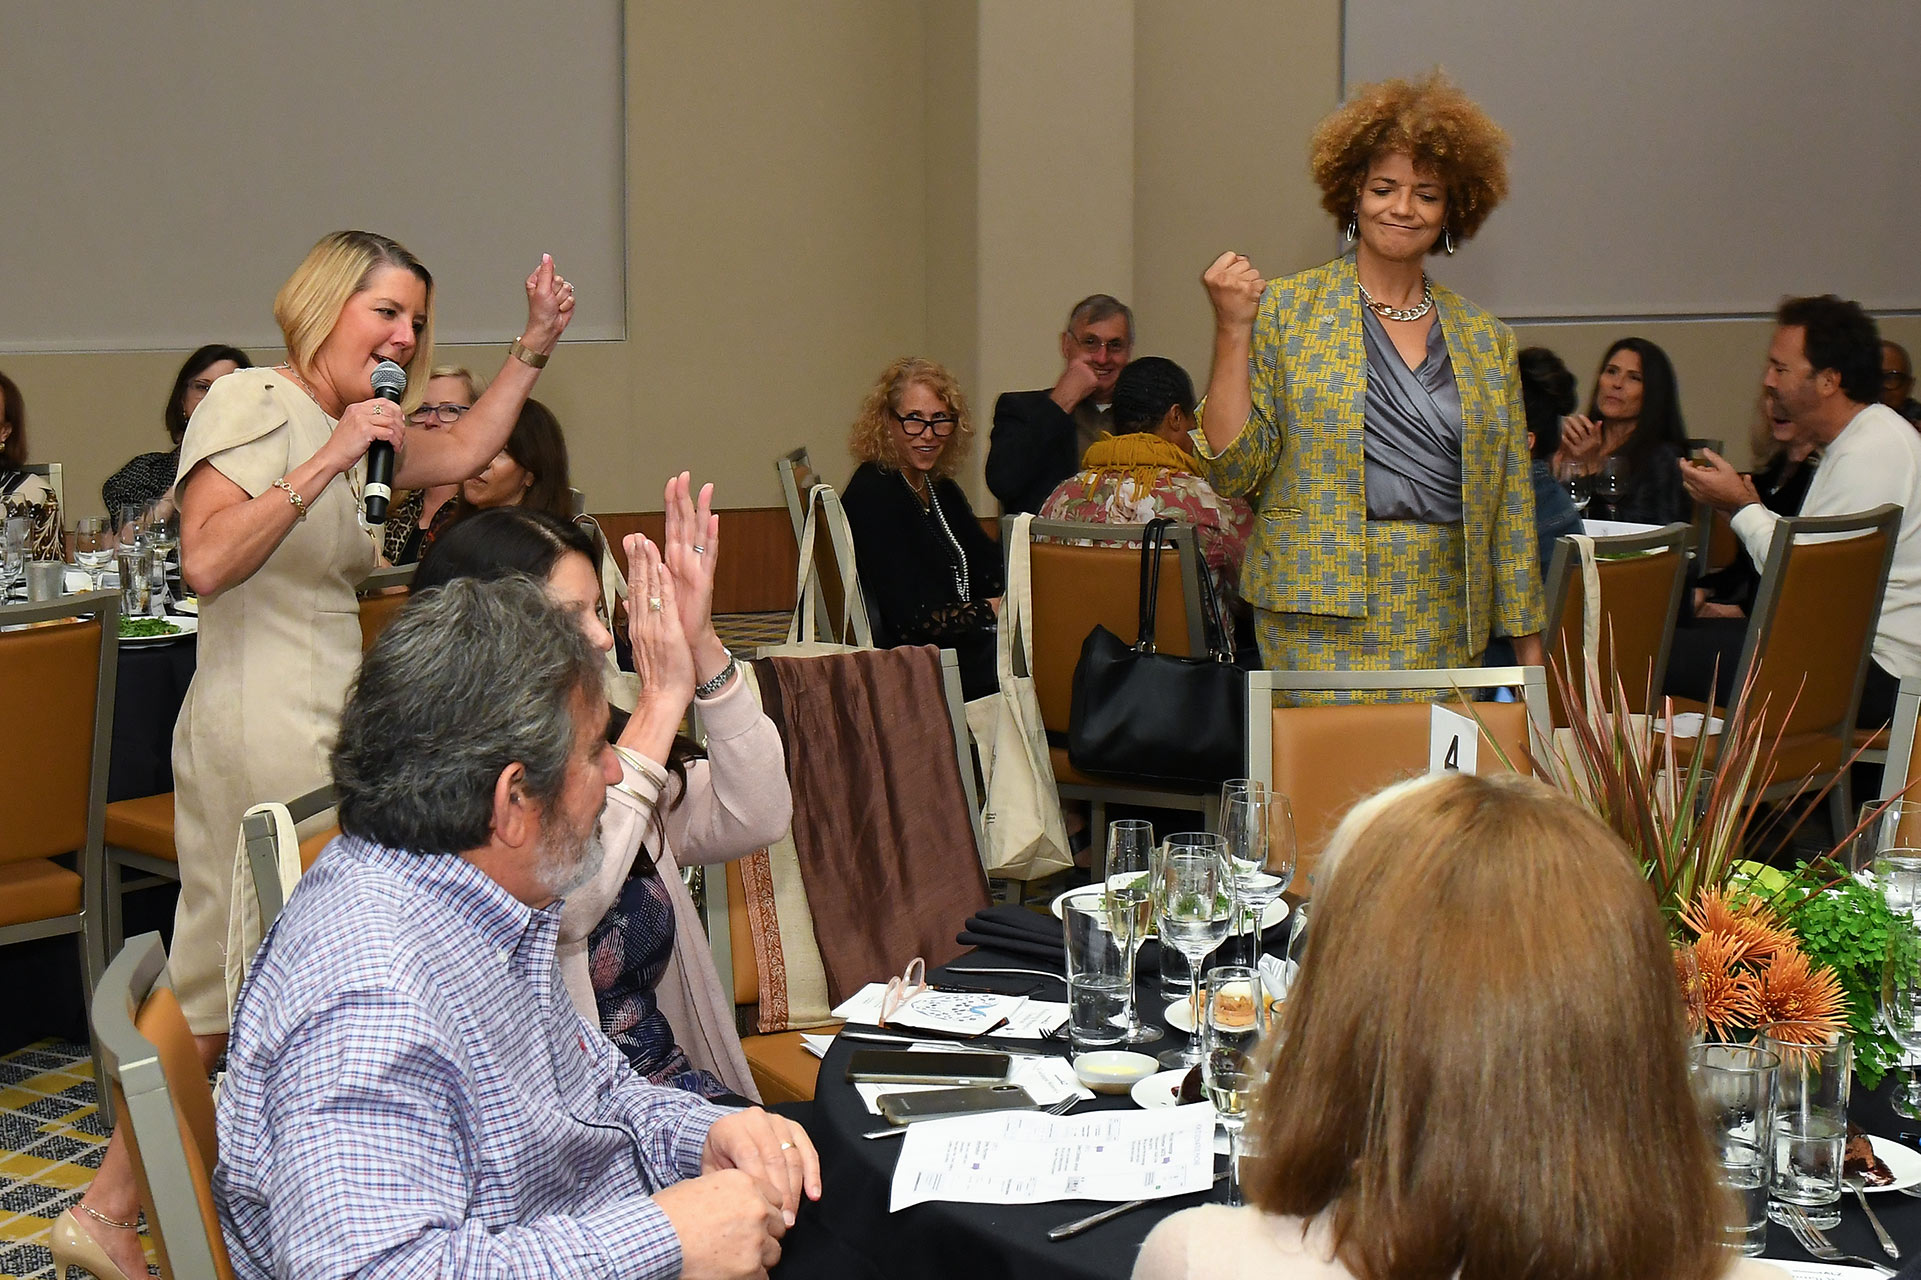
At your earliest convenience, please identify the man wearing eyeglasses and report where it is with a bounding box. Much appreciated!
[1883,340,1920,427]
[986,294,1134,514]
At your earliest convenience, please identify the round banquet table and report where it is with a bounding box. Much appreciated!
[797,947,1921,1278]
[109,628,196,800]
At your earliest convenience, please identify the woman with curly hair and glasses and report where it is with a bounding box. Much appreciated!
[1196,72,1544,696]
[840,356,1003,698]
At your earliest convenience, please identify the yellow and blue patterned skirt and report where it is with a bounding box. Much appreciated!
[1255,519,1478,704]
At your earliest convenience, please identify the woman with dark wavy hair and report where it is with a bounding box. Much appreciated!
[101,343,253,515]
[1557,336,1690,524]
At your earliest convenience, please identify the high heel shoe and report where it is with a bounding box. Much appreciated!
[48,1205,138,1280]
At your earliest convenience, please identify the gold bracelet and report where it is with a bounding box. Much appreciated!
[508,337,550,369]
[272,478,307,521]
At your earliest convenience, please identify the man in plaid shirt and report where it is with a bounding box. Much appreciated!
[216,576,817,1278]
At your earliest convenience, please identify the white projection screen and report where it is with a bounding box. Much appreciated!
[1343,1,1921,321]
[0,0,624,352]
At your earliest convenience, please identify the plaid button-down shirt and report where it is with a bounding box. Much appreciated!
[215,836,724,1278]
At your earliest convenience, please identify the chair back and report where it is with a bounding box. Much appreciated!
[790,484,872,646]
[777,446,819,543]
[1541,522,1691,720]
[567,486,587,518]
[1730,505,1899,761]
[1247,666,1548,889]
[1020,518,1205,734]
[21,460,64,514]
[356,562,415,652]
[240,785,338,929]
[0,591,117,867]
[1881,676,1921,804]
[93,932,234,1280]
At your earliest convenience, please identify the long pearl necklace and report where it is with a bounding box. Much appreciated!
[901,471,971,603]
[1358,276,1434,322]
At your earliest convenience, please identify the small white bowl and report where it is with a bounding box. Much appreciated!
[1072,1050,1161,1094]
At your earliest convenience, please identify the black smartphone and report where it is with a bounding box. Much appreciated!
[878,1083,1037,1125]
[844,1049,1012,1085]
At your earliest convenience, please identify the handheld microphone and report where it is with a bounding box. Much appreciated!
[365,360,407,524]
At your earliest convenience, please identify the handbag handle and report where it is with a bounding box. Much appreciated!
[1135,517,1172,653]
[1192,542,1235,664]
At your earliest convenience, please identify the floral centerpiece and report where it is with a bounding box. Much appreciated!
[1515,656,1918,1087]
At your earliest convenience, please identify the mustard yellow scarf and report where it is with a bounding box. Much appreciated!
[1078,433,1200,492]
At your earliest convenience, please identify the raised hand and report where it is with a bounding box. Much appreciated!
[521,253,577,353]
[624,532,696,714]
[1050,355,1102,414]
[661,471,733,694]
[1556,414,1604,466]
[1203,251,1266,332]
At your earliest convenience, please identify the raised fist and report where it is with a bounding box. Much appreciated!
[1203,251,1266,332]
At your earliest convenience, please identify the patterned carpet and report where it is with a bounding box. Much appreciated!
[0,1040,159,1279]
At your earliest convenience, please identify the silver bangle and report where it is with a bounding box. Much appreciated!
[694,649,737,700]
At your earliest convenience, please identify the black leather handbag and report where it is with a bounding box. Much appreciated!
[1066,518,1245,786]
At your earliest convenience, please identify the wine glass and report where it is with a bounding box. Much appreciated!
[2,515,25,599]
[1201,964,1272,1207]
[1222,785,1296,967]
[144,501,181,609]
[1556,457,1593,513]
[1879,865,1921,1119]
[72,517,112,591]
[1593,456,1629,519]
[1102,818,1163,1045]
[115,503,147,552]
[1157,833,1233,1068]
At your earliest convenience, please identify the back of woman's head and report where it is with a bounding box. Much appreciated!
[1518,346,1576,460]
[414,506,594,593]
[1246,773,1724,1280]
[1589,336,1687,458]
[0,371,24,467]
[1109,357,1196,436]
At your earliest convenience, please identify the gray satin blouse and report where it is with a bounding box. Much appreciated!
[1360,306,1464,523]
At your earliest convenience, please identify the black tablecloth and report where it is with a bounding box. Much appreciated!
[798,946,1921,1278]
[108,632,195,801]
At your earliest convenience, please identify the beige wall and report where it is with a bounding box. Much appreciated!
[9,0,1917,521]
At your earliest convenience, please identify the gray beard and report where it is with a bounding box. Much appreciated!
[539,826,605,902]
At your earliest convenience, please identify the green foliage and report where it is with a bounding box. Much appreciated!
[1771,863,1921,1090]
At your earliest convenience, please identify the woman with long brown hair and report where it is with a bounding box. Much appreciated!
[1135,773,1777,1280]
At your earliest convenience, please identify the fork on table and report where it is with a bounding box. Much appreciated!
[1777,1200,1896,1275]
[862,1093,1081,1140]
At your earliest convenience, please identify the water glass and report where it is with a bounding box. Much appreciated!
[1156,833,1233,1068]
[26,558,64,601]
[1763,1028,1850,1230]
[115,503,148,552]
[1102,818,1162,1045]
[1689,1042,1776,1256]
[1063,898,1130,1054]
[116,546,150,617]
[1201,964,1271,1208]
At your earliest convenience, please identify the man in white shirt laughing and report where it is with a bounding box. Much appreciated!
[1682,294,1921,729]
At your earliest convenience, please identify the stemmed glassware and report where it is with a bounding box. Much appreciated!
[144,500,180,610]
[1555,457,1593,513]
[1102,818,1163,1045]
[1882,928,1921,1122]
[1593,456,1629,519]
[1221,783,1297,967]
[72,517,112,591]
[115,504,147,553]
[1201,964,1272,1207]
[1157,832,1233,1068]
[2,515,25,599]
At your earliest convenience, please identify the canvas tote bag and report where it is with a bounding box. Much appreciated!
[963,513,1074,881]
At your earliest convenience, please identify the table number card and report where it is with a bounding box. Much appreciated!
[1429,704,1478,775]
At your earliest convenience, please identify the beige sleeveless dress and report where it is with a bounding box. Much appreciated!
[169,366,376,1033]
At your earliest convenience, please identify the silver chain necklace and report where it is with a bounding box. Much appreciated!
[902,471,971,603]
[1358,276,1434,322]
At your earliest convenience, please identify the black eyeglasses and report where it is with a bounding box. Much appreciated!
[894,411,957,438]
[407,403,472,425]
[1885,370,1910,386]
[1075,335,1130,358]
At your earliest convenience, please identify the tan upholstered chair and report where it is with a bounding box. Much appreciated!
[1018,517,1216,866]
[1246,666,1548,891]
[357,562,414,652]
[102,791,177,965]
[1541,521,1692,721]
[1670,505,1900,835]
[1,591,116,1064]
[92,932,234,1280]
[704,647,980,1103]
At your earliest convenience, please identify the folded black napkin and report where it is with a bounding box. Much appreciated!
[956,905,1067,964]
[954,930,1063,964]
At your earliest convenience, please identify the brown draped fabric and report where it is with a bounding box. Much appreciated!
[755,645,990,1004]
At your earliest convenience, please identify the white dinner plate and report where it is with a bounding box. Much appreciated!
[1865,1135,1921,1193]
[1049,884,1288,936]
[1162,966,1294,1036]
[119,615,198,647]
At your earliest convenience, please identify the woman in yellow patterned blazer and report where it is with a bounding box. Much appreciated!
[1197,73,1544,695]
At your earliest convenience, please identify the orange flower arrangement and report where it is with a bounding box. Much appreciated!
[1677,889,1846,1043]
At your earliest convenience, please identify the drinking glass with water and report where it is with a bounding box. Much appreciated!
[1688,1041,1776,1256]
[1063,898,1130,1054]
